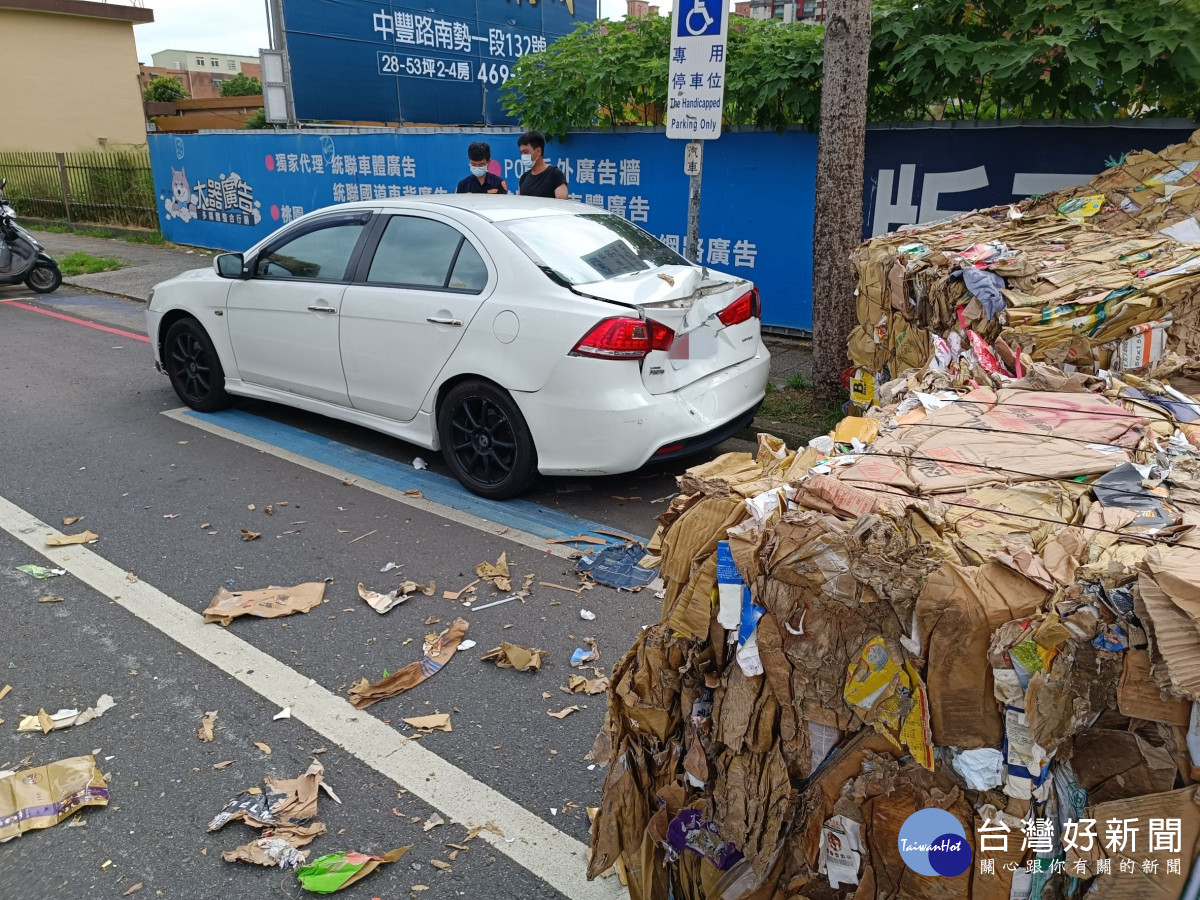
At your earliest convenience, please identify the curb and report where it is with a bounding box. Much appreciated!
[734,416,819,449]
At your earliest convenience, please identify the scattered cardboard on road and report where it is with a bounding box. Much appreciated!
[403,713,452,732]
[45,530,98,546]
[565,674,609,695]
[570,638,600,668]
[423,813,444,832]
[61,516,83,526]
[199,711,217,742]
[475,553,511,592]
[357,580,434,615]
[16,695,115,733]
[239,529,261,541]
[348,619,469,709]
[547,706,580,719]
[443,579,479,601]
[0,755,109,840]
[481,642,548,672]
[210,760,329,869]
[203,582,327,625]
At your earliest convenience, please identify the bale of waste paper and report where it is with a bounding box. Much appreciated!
[847,130,1200,410]
[588,365,1200,900]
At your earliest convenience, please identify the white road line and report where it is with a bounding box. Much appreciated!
[162,407,582,561]
[0,493,623,900]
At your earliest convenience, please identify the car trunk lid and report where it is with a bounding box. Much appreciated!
[576,266,759,395]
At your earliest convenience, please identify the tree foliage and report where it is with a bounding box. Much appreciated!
[870,0,1200,121]
[501,16,823,137]
[220,73,263,97]
[242,108,269,129]
[501,2,1200,135]
[142,76,188,103]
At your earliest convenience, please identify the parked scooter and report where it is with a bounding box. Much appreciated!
[0,177,62,293]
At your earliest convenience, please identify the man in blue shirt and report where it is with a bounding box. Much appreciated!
[456,142,507,194]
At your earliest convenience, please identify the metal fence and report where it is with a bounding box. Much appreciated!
[0,149,158,229]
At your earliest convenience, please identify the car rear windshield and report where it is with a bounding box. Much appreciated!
[498,213,688,284]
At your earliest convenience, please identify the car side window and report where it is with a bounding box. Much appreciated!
[367,216,486,292]
[256,222,364,280]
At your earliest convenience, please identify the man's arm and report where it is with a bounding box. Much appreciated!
[554,183,569,200]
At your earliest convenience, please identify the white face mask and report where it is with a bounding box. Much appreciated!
[520,153,533,171]
[469,165,488,177]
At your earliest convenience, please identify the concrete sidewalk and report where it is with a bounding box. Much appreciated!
[31,229,213,302]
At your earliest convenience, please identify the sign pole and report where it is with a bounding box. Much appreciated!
[667,0,727,265]
[685,141,703,263]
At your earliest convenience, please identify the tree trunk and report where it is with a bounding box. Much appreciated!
[811,0,872,409]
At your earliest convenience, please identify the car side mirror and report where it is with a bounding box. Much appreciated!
[215,252,246,279]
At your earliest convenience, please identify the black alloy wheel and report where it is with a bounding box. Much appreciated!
[438,380,537,500]
[163,318,230,412]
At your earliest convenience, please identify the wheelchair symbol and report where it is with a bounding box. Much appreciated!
[679,0,720,36]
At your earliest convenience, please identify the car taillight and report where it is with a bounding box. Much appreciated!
[571,317,674,360]
[718,288,761,327]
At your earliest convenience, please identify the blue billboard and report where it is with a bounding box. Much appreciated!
[280,0,599,125]
[150,129,807,325]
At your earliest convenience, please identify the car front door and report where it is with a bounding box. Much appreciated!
[226,212,370,406]
[339,213,493,422]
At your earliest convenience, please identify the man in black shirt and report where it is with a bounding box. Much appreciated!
[516,131,568,199]
[455,141,507,194]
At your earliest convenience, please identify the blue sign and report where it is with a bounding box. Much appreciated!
[280,0,598,125]
[149,130,813,328]
[862,124,1195,237]
[677,0,722,37]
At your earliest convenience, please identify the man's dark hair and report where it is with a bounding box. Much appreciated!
[468,141,491,162]
[517,131,546,152]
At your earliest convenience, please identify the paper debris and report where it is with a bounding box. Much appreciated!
[539,581,587,594]
[199,711,217,742]
[347,529,377,545]
[212,760,235,770]
[16,565,65,579]
[122,883,144,896]
[45,530,98,546]
[413,457,428,470]
[443,579,479,601]
[423,814,444,831]
[16,695,114,732]
[548,706,580,719]
[203,582,326,625]
[38,596,63,603]
[274,707,292,720]
[475,553,512,592]
[570,638,600,668]
[61,516,83,526]
[254,742,272,755]
[0,685,10,701]
[348,619,469,709]
[458,640,477,650]
[566,674,610,695]
[430,859,452,872]
[481,642,549,672]
[0,755,109,840]
[579,609,596,621]
[357,580,434,615]
[296,848,411,893]
[403,713,453,733]
[380,562,401,573]
[240,529,261,541]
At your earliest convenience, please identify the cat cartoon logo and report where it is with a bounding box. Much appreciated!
[161,168,262,227]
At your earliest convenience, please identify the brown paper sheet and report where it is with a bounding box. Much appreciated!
[203,582,326,625]
[349,619,468,709]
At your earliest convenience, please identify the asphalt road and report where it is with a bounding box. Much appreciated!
[0,285,754,900]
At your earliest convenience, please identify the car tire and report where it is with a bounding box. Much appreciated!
[163,318,231,412]
[438,380,538,500]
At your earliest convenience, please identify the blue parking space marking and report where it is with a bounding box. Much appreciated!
[183,408,648,545]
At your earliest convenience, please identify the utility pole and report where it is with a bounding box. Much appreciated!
[810,0,871,408]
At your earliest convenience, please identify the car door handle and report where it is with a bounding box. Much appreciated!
[307,305,337,314]
[427,316,463,327]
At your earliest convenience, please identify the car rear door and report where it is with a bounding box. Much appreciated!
[227,211,371,406]
[339,213,494,422]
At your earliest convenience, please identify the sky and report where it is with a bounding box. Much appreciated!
[133,0,634,62]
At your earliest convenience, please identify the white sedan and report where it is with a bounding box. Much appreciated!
[146,196,770,498]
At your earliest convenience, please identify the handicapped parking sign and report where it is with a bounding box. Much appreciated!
[678,0,721,37]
